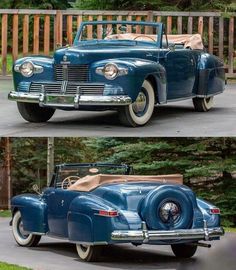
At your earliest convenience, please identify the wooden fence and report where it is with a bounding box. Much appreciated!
[0,165,8,209]
[0,9,235,78]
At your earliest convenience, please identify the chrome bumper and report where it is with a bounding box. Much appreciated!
[111,222,224,243]
[8,91,132,107]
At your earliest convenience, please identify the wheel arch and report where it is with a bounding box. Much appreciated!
[11,194,48,233]
[145,72,167,104]
[68,194,117,244]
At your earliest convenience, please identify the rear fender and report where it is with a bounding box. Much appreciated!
[197,198,220,228]
[194,52,225,96]
[68,194,129,244]
[11,194,48,233]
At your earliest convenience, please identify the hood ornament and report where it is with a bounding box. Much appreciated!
[60,55,71,65]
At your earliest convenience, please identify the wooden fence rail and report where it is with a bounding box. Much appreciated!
[0,9,235,78]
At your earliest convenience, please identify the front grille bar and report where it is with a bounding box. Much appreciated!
[29,82,105,96]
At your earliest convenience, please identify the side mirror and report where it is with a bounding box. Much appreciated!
[32,184,41,195]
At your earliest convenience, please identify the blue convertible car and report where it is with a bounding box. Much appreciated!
[10,163,224,262]
[8,21,225,127]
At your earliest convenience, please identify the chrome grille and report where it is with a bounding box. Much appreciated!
[54,64,89,82]
[29,82,104,96]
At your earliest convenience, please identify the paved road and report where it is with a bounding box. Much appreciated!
[0,218,235,270]
[0,80,236,136]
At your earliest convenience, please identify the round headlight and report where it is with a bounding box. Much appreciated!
[20,62,34,77]
[104,63,118,80]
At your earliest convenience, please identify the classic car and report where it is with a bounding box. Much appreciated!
[8,21,225,127]
[10,163,224,262]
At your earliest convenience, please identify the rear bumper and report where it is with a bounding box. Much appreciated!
[8,91,132,107]
[111,222,224,243]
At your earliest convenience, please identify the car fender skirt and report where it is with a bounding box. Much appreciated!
[140,185,193,230]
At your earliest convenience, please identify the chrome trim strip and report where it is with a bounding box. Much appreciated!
[71,241,108,246]
[8,91,132,106]
[111,226,224,242]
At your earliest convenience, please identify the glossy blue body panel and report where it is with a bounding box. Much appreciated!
[12,21,225,109]
[11,178,221,245]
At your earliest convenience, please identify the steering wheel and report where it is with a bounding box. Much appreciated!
[61,176,80,189]
[134,35,156,42]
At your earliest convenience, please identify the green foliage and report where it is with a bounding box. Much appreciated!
[85,137,236,226]
[0,262,32,270]
[1,137,236,226]
[10,138,91,194]
[0,0,70,9]
[74,0,235,11]
[0,210,11,217]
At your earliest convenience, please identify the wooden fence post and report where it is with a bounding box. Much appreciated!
[1,14,8,76]
[12,14,19,61]
[54,10,63,49]
[44,15,50,55]
[33,15,40,54]
[23,15,29,56]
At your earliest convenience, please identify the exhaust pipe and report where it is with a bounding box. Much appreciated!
[189,242,211,248]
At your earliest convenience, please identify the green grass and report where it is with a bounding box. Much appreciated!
[224,227,236,233]
[0,210,11,218]
[0,55,13,74]
[0,262,32,270]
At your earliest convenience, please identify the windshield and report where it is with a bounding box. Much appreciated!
[55,163,131,188]
[75,21,161,46]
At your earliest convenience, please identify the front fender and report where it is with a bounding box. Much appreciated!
[91,58,167,102]
[13,56,54,91]
[11,194,48,233]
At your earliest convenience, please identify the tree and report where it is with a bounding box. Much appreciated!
[1,137,236,227]
[74,0,235,11]
[0,0,70,9]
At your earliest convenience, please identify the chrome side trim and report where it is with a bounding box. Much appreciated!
[71,241,108,246]
[8,91,132,107]
[111,224,224,242]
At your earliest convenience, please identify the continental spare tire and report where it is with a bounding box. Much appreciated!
[140,185,193,230]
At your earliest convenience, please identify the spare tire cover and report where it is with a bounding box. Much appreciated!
[140,185,193,230]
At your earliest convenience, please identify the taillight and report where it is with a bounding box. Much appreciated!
[97,210,119,217]
[210,208,220,214]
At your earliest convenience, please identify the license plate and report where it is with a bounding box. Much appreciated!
[45,95,75,105]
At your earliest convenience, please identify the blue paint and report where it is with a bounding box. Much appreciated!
[12,21,225,108]
[11,163,222,245]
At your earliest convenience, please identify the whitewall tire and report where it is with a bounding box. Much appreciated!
[118,80,155,127]
[12,211,41,247]
[76,244,103,262]
[193,96,214,112]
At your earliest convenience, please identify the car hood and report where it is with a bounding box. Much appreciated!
[54,44,157,65]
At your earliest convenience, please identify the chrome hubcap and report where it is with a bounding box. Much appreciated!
[132,91,147,115]
[159,202,180,223]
